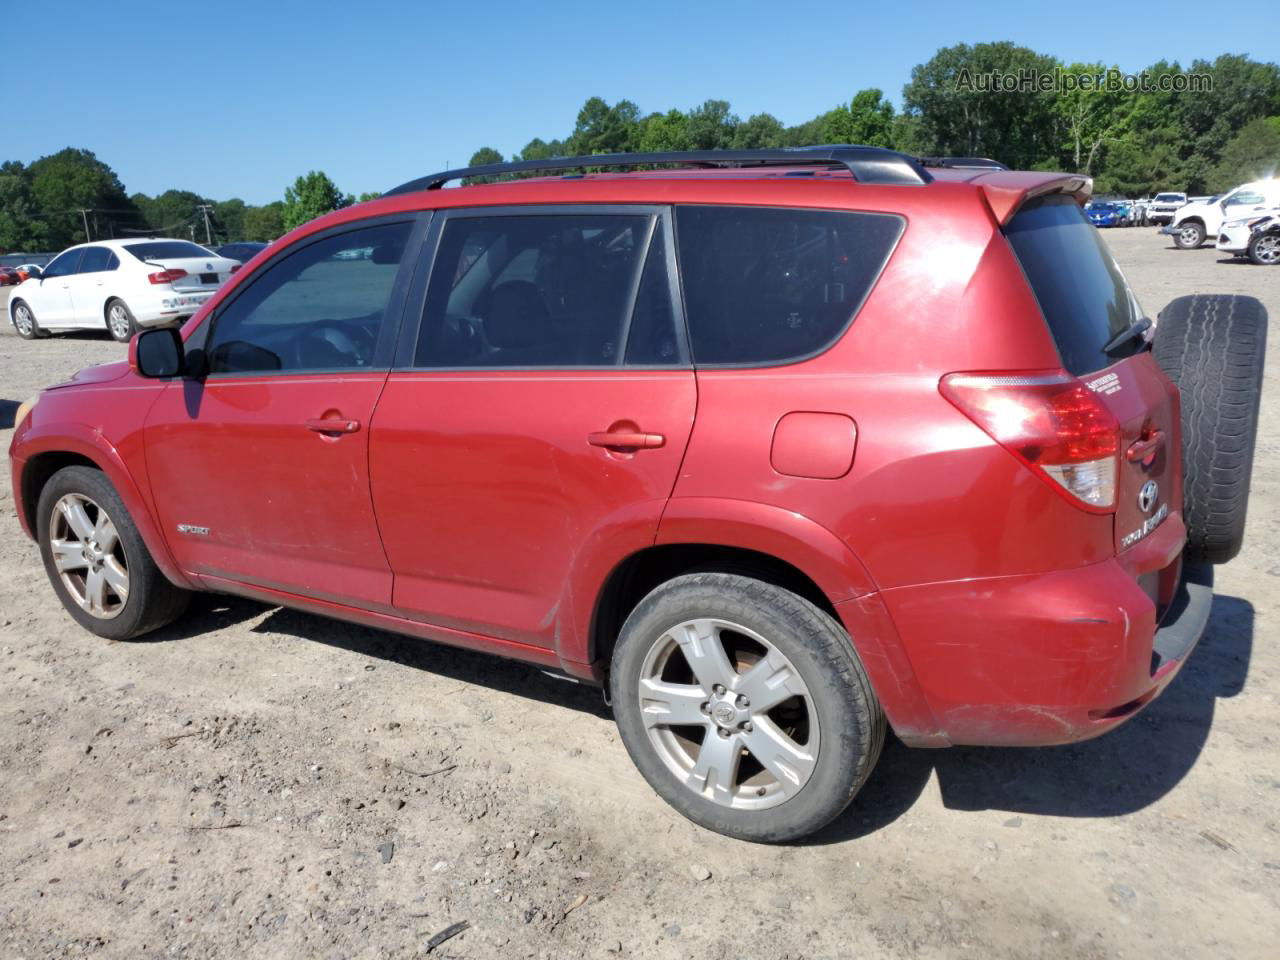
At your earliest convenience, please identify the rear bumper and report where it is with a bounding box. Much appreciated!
[869,516,1210,747]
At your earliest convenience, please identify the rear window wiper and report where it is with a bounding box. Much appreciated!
[1102,316,1153,355]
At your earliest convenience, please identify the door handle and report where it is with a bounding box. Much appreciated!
[588,430,665,450]
[305,417,361,434]
[1126,429,1164,464]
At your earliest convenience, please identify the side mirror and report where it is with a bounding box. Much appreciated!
[132,327,186,378]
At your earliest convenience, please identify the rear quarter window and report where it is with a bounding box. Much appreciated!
[1004,195,1145,376]
[674,205,903,365]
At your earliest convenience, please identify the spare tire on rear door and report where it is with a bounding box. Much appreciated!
[1153,294,1267,564]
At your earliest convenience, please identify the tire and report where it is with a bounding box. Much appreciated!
[1173,220,1206,249]
[610,573,885,843]
[106,299,137,342]
[1248,230,1280,266]
[36,466,190,640]
[10,299,47,340]
[1153,295,1267,564]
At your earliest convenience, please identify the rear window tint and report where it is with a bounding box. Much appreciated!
[674,206,902,365]
[123,241,216,261]
[1005,196,1145,376]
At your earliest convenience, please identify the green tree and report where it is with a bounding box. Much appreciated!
[1209,116,1280,192]
[819,89,896,147]
[731,113,785,149]
[566,97,641,155]
[637,110,691,152]
[0,167,47,252]
[27,147,139,247]
[132,189,207,237]
[464,147,505,184]
[214,198,247,241]
[242,201,285,243]
[685,100,739,149]
[282,171,348,231]
[902,42,1059,169]
[1174,54,1280,191]
[1051,63,1132,175]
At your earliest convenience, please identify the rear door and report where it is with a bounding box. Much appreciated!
[144,216,425,608]
[1005,196,1180,562]
[369,206,695,649]
[67,246,116,326]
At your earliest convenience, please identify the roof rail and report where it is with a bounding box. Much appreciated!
[919,156,1009,170]
[383,146,933,195]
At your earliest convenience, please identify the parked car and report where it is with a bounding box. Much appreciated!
[14,264,46,282]
[8,239,239,342]
[1086,201,1124,227]
[1163,179,1280,249]
[1216,212,1280,265]
[214,241,268,264]
[0,266,19,286]
[1146,192,1188,225]
[9,146,1266,843]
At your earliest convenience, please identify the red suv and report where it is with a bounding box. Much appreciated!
[9,147,1266,842]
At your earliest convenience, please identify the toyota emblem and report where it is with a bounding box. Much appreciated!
[1138,480,1159,513]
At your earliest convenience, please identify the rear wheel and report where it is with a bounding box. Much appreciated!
[106,299,136,342]
[11,299,46,340]
[1248,231,1280,266]
[37,466,190,640]
[1173,220,1206,249]
[610,573,885,843]
[1153,295,1267,564]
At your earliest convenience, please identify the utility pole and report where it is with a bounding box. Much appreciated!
[79,209,92,240]
[196,204,215,245]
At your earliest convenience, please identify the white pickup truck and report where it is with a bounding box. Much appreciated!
[1145,192,1187,225]
[1162,179,1280,249]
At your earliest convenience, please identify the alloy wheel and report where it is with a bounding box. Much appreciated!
[1254,235,1280,265]
[1179,225,1202,246]
[108,304,132,340]
[637,617,818,810]
[48,493,129,619]
[14,303,33,336]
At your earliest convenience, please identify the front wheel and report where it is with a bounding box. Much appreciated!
[37,466,190,640]
[610,573,885,843]
[1248,231,1280,266]
[11,299,46,340]
[1173,221,1206,249]
[106,299,137,342]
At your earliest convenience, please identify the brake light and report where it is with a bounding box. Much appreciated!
[147,269,188,285]
[230,263,242,274]
[940,371,1120,511]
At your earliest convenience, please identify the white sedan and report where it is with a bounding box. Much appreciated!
[8,238,241,342]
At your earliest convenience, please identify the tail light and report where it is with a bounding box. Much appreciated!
[230,263,242,274]
[147,268,188,285]
[940,371,1120,512]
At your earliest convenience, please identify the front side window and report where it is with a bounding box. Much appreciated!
[415,213,661,368]
[42,249,84,278]
[675,206,904,365]
[206,221,412,375]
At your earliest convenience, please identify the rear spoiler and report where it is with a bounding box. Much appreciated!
[974,172,1093,226]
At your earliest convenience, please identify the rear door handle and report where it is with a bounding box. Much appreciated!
[305,417,361,434]
[588,431,665,450]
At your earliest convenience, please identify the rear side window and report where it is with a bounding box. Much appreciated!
[415,213,668,368]
[79,247,114,272]
[123,240,216,261]
[1005,195,1145,376]
[674,206,903,365]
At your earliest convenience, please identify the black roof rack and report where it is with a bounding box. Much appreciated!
[919,156,1009,170]
[384,146,934,195]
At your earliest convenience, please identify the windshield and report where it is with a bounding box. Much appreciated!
[1005,195,1145,376]
[123,241,217,261]
[1154,194,1183,203]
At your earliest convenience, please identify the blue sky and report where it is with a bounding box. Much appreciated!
[11,0,1275,205]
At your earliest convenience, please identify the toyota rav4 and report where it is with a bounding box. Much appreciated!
[9,146,1266,842]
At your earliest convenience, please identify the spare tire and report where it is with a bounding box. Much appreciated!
[1153,294,1267,564]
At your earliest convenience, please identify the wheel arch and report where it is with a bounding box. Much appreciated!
[17,431,194,590]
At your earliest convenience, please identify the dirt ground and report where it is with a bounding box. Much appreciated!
[1,229,1277,960]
